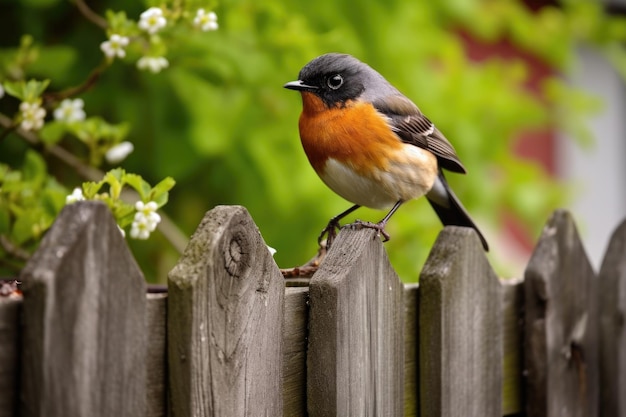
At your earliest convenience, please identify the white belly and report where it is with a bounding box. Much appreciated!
[319,146,438,210]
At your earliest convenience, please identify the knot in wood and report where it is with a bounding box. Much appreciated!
[223,233,249,278]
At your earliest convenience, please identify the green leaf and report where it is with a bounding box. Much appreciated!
[39,121,67,145]
[124,173,152,201]
[149,177,176,207]
[22,150,47,185]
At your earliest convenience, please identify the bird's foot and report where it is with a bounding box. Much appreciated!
[351,219,391,242]
[317,219,341,250]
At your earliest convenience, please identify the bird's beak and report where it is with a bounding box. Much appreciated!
[283,80,318,91]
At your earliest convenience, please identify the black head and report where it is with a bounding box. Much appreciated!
[284,53,397,107]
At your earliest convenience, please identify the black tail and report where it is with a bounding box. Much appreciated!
[426,172,489,251]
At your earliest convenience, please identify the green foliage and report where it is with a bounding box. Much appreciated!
[1,0,625,280]
[0,151,66,262]
[80,168,175,228]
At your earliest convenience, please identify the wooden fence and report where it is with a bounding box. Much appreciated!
[0,201,624,417]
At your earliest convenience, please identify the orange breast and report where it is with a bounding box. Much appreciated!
[297,93,403,176]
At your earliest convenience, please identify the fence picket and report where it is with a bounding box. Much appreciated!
[146,293,168,417]
[404,284,419,417]
[419,226,502,417]
[19,201,147,417]
[598,219,626,417]
[307,226,405,417]
[524,209,599,417]
[167,205,284,417]
[283,287,308,416]
[0,297,20,417]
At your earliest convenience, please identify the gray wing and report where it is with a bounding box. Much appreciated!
[372,95,466,174]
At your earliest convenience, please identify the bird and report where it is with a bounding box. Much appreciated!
[284,53,489,251]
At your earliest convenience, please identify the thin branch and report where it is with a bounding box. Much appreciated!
[0,235,31,261]
[0,113,188,254]
[73,0,108,29]
[44,63,107,104]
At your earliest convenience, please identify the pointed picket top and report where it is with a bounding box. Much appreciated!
[598,218,626,417]
[419,225,502,417]
[307,226,405,417]
[20,201,146,417]
[167,205,284,417]
[524,209,598,417]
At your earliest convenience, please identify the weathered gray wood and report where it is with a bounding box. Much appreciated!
[19,201,147,417]
[0,297,21,417]
[146,293,167,417]
[598,218,626,417]
[404,284,419,417]
[524,209,598,417]
[501,278,524,415]
[283,287,308,417]
[307,227,404,417]
[168,205,284,417]
[419,226,502,417]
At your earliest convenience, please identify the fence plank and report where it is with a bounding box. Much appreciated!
[404,284,419,417]
[168,205,284,417]
[0,297,21,417]
[524,209,598,417]
[283,287,308,417]
[502,278,524,415]
[598,218,626,417]
[419,226,502,417]
[146,293,167,417]
[307,227,404,417]
[19,201,147,417]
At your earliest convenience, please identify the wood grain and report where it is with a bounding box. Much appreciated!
[524,209,598,417]
[19,201,147,417]
[598,218,626,417]
[419,226,502,417]
[167,205,284,417]
[307,226,405,417]
[0,297,21,417]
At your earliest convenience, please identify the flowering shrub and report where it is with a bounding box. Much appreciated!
[0,2,218,275]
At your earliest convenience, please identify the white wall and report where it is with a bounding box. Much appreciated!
[556,47,626,269]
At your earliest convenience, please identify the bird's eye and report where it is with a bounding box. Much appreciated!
[327,74,344,90]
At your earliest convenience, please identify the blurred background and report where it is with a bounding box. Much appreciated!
[1,0,625,282]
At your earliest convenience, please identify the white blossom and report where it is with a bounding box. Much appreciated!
[54,98,86,123]
[100,34,129,59]
[194,9,218,31]
[19,101,46,131]
[130,201,161,239]
[139,7,167,35]
[137,56,169,73]
[267,246,277,256]
[105,141,134,164]
[66,187,85,204]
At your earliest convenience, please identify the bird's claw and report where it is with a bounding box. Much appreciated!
[352,219,391,242]
[318,219,341,249]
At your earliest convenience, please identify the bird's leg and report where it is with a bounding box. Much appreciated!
[318,204,361,249]
[353,200,404,242]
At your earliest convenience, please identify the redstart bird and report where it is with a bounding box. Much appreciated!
[284,53,489,251]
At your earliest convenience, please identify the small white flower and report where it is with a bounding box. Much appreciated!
[137,56,169,73]
[130,216,151,240]
[100,34,129,59]
[267,246,277,256]
[118,225,126,238]
[53,98,86,123]
[130,201,161,239]
[194,9,218,31]
[66,187,85,204]
[105,141,134,164]
[139,7,167,35]
[19,101,46,131]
